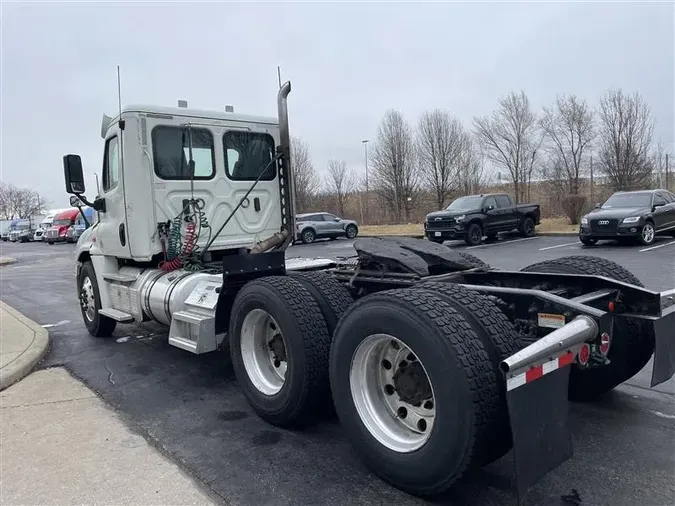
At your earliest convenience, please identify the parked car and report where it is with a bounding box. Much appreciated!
[295,212,359,244]
[579,189,675,246]
[424,193,541,246]
[44,209,80,245]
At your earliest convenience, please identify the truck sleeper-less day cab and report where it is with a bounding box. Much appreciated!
[424,193,540,246]
[63,82,675,501]
[45,209,79,244]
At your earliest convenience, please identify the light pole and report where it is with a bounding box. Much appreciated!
[362,140,369,223]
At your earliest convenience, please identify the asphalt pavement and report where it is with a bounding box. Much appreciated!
[1,235,674,506]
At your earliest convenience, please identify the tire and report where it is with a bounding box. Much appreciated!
[78,261,117,337]
[464,223,482,246]
[301,228,316,244]
[638,221,655,245]
[417,283,521,465]
[48,241,54,245]
[330,288,498,496]
[345,224,358,240]
[289,271,353,337]
[229,276,331,428]
[457,252,491,270]
[580,236,597,246]
[519,217,536,238]
[521,256,654,400]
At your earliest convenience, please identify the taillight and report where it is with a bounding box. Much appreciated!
[577,343,591,367]
[599,332,611,356]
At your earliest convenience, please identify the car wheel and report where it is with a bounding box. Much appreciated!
[519,217,536,238]
[639,221,655,245]
[301,229,316,244]
[464,223,482,246]
[580,237,597,246]
[345,225,358,239]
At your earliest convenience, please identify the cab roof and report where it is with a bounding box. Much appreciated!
[120,104,278,126]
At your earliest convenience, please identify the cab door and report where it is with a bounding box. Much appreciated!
[94,131,131,258]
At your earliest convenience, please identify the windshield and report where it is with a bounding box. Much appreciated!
[446,196,484,212]
[52,219,72,226]
[602,193,652,208]
[17,223,30,230]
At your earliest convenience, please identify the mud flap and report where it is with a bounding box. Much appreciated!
[506,365,573,502]
[651,306,675,387]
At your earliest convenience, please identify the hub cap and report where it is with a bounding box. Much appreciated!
[642,223,654,243]
[350,334,436,453]
[240,309,287,396]
[80,277,96,322]
[303,230,314,242]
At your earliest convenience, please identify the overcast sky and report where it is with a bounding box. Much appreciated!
[1,1,673,209]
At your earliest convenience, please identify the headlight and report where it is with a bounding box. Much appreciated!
[622,217,640,224]
[454,215,466,222]
[581,217,588,225]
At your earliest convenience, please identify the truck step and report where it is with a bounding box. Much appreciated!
[103,273,138,283]
[168,335,199,353]
[98,308,135,323]
[171,310,206,325]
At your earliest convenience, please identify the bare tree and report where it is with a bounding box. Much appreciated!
[371,110,420,222]
[325,159,355,216]
[650,140,670,188]
[290,136,320,213]
[473,91,539,203]
[540,94,595,195]
[457,136,488,195]
[0,182,49,219]
[417,110,468,208]
[597,89,654,191]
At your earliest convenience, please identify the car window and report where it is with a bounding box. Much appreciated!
[324,214,339,221]
[653,193,667,206]
[484,196,497,209]
[311,214,325,222]
[102,136,119,192]
[495,195,512,208]
[660,192,674,203]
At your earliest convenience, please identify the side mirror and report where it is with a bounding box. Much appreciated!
[70,195,83,207]
[334,217,341,222]
[653,203,665,210]
[594,203,602,209]
[485,205,494,212]
[64,154,85,194]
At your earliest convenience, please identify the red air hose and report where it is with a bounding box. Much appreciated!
[159,221,197,272]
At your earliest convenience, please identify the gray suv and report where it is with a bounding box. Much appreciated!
[295,212,359,244]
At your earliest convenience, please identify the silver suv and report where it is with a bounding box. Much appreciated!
[295,212,359,244]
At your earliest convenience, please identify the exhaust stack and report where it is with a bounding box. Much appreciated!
[500,315,599,374]
[277,81,295,250]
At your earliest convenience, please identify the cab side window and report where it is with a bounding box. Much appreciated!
[484,196,498,210]
[102,136,119,192]
[495,195,512,208]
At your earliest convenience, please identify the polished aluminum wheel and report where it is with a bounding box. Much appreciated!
[350,334,435,453]
[240,309,287,396]
[80,277,96,322]
[642,223,655,244]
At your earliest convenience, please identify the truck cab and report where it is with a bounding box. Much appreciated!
[45,209,79,244]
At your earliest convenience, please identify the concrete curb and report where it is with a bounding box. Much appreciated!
[0,301,50,391]
[0,257,17,265]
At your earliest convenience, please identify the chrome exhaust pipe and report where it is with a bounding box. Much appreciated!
[500,315,598,374]
[277,81,295,250]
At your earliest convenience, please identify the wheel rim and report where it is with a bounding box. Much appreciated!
[347,226,356,238]
[642,224,654,243]
[304,230,314,242]
[240,309,287,396]
[471,227,481,243]
[80,277,96,322]
[526,221,534,235]
[350,334,436,453]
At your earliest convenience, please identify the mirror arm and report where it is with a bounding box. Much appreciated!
[75,194,106,213]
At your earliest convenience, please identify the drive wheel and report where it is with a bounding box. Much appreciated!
[301,229,316,244]
[521,256,654,400]
[229,276,331,427]
[330,288,497,496]
[639,221,655,245]
[78,261,117,337]
[464,223,482,246]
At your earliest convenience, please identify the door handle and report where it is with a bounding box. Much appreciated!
[118,223,126,246]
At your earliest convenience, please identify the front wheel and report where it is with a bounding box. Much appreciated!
[345,224,358,239]
[78,262,117,337]
[639,222,655,245]
[301,229,316,244]
[464,223,482,246]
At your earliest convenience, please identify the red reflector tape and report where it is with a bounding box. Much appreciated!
[506,351,575,391]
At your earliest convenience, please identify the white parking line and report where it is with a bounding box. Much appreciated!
[466,236,539,250]
[539,241,579,251]
[639,240,675,253]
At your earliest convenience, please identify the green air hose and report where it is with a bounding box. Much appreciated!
[166,216,182,260]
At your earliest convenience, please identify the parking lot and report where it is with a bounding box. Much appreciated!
[1,235,674,506]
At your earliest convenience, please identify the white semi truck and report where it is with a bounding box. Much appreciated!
[63,82,675,500]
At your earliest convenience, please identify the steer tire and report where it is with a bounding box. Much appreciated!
[78,261,117,337]
[229,276,331,428]
[418,282,521,465]
[330,288,498,496]
[457,252,491,270]
[464,223,483,246]
[289,271,354,337]
[521,255,655,400]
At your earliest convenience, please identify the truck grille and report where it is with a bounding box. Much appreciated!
[45,229,58,239]
[426,218,456,230]
[590,219,618,233]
